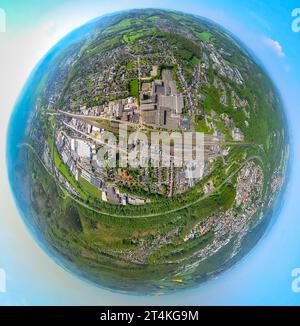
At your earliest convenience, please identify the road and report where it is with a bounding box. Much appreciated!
[57,110,139,129]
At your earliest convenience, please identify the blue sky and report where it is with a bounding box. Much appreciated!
[0,0,300,305]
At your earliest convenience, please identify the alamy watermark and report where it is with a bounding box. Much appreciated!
[94,125,205,180]
[0,268,6,293]
[0,8,6,33]
[292,268,300,293]
[292,8,300,32]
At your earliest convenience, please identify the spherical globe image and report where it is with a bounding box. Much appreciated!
[7,9,288,294]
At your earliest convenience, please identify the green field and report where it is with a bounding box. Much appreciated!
[123,32,145,44]
[79,177,102,199]
[196,31,212,41]
[129,79,139,97]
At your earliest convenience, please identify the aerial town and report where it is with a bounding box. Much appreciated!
[38,33,252,207]
[22,10,288,292]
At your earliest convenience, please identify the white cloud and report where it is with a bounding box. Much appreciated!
[263,37,285,57]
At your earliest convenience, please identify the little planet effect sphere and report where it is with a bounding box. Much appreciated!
[7,9,288,294]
